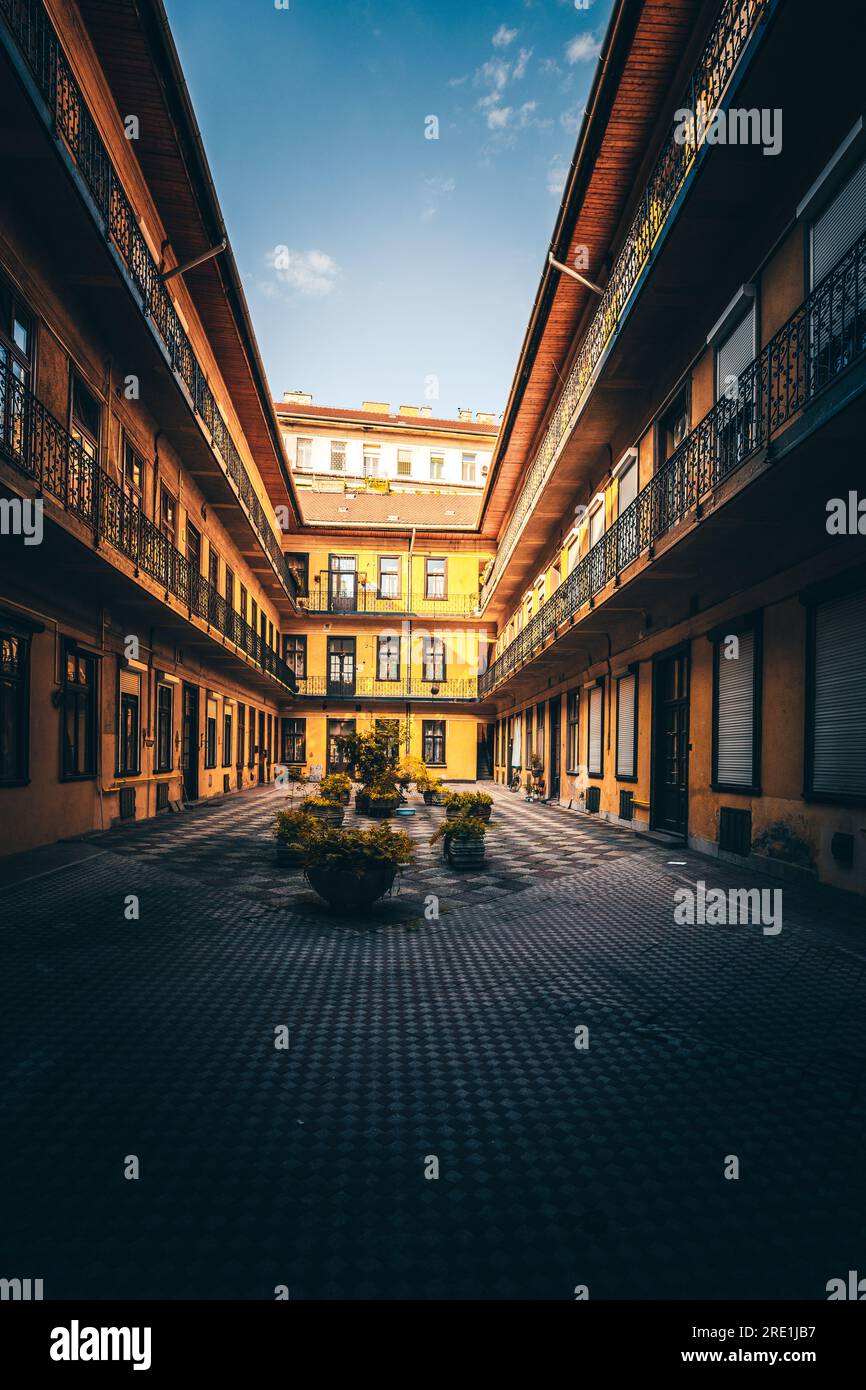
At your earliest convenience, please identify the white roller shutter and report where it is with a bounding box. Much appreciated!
[616,673,637,778]
[716,307,755,400]
[812,590,866,797]
[716,630,756,787]
[588,684,603,777]
[811,158,866,288]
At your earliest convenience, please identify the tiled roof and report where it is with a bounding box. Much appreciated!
[276,402,499,435]
[298,489,482,529]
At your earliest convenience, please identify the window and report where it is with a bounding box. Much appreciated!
[713,624,761,792]
[616,671,638,781]
[0,274,34,458]
[587,682,604,778]
[296,437,313,469]
[378,556,400,599]
[160,487,177,543]
[567,536,580,574]
[156,682,173,773]
[205,697,218,768]
[0,627,30,784]
[330,440,346,472]
[377,634,400,682]
[809,156,866,290]
[423,720,446,765]
[62,644,97,778]
[430,453,444,481]
[536,702,545,765]
[715,305,755,402]
[123,441,144,502]
[239,585,248,625]
[397,448,412,477]
[807,586,866,802]
[248,706,256,767]
[617,459,638,516]
[363,445,380,477]
[425,557,446,599]
[281,717,306,764]
[327,718,356,773]
[657,386,690,464]
[70,372,101,461]
[225,566,235,611]
[283,635,307,680]
[327,637,356,695]
[208,547,220,625]
[422,636,445,682]
[186,520,201,575]
[807,158,866,389]
[118,668,141,776]
[461,453,476,483]
[589,504,605,549]
[566,691,580,773]
[223,709,233,767]
[285,553,309,597]
[329,555,357,611]
[251,598,258,643]
[237,703,246,767]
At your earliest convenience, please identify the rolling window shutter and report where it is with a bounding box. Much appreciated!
[716,630,755,787]
[716,308,755,399]
[811,158,866,288]
[588,685,603,776]
[812,590,866,797]
[616,673,637,778]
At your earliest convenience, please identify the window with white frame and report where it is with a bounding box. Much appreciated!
[397,448,412,477]
[430,453,445,481]
[587,683,604,778]
[461,453,476,483]
[589,504,605,548]
[295,437,313,469]
[363,444,380,477]
[330,440,346,472]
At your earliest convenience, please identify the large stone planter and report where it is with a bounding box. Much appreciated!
[431,789,448,807]
[306,865,396,910]
[308,803,344,828]
[445,836,486,870]
[368,796,399,819]
[355,789,371,815]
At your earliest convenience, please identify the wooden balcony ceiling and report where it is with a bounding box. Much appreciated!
[76,0,296,524]
[479,0,706,545]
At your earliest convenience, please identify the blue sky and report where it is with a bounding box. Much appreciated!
[164,0,613,418]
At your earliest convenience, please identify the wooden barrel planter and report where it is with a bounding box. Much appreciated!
[445,835,486,870]
[308,803,345,828]
[368,796,399,819]
[306,866,396,910]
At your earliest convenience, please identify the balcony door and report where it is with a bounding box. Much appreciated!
[327,637,356,696]
[181,683,199,801]
[651,649,690,837]
[548,696,561,801]
[327,719,356,774]
[328,556,357,614]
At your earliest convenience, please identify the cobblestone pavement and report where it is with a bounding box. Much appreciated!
[1,783,864,1300]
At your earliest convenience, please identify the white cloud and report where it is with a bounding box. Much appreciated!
[547,157,568,196]
[513,47,532,80]
[477,56,511,93]
[487,105,513,130]
[565,32,601,64]
[448,74,469,87]
[265,247,340,297]
[492,24,518,48]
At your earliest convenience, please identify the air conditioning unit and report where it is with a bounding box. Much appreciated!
[480,463,490,476]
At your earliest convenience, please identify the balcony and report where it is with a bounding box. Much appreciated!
[0,367,299,695]
[0,0,297,606]
[481,0,771,606]
[480,228,866,697]
[293,676,479,701]
[299,579,481,617]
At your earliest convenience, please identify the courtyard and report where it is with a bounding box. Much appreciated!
[1,784,864,1300]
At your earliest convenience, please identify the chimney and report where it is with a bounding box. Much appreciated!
[458,408,473,422]
[362,400,390,414]
[283,389,313,406]
[476,411,497,424]
[418,406,432,417]
[398,404,419,417]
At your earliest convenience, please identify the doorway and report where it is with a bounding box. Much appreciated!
[548,696,561,801]
[181,683,199,801]
[257,710,266,784]
[476,722,495,780]
[327,637,356,696]
[651,648,690,837]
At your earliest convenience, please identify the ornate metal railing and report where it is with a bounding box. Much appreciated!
[481,0,770,602]
[294,676,478,701]
[0,368,299,693]
[480,227,866,695]
[299,579,481,617]
[0,0,297,603]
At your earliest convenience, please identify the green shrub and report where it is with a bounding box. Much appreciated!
[429,813,488,845]
[319,773,351,801]
[304,823,413,873]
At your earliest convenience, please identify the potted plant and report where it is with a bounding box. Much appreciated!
[273,807,318,866]
[355,786,372,815]
[445,791,493,821]
[303,795,345,828]
[416,771,444,806]
[368,774,400,818]
[319,772,351,805]
[305,823,413,910]
[430,813,488,870]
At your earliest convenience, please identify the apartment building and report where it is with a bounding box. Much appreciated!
[478,0,866,893]
[0,0,302,854]
[276,393,498,495]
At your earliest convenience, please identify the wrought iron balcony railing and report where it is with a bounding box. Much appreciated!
[298,580,481,617]
[480,228,866,696]
[0,0,297,605]
[293,676,479,701]
[481,0,770,603]
[0,367,299,694]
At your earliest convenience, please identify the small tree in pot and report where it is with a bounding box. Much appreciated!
[273,807,318,866]
[319,772,351,805]
[305,823,413,910]
[368,773,400,818]
[430,813,488,870]
[416,770,443,805]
